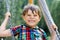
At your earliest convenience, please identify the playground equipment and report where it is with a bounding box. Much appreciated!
[1,0,60,40]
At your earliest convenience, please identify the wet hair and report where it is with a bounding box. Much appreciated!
[22,4,42,17]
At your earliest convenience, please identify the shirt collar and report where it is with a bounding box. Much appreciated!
[24,24,39,30]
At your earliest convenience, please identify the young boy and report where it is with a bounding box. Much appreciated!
[0,4,57,40]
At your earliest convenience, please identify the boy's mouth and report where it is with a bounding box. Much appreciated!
[28,20,35,23]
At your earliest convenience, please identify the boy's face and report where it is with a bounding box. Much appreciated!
[22,9,40,28]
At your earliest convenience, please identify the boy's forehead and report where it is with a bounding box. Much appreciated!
[27,9,38,14]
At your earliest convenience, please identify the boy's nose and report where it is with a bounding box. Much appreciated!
[31,15,34,18]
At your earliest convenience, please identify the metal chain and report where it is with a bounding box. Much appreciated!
[55,29,60,40]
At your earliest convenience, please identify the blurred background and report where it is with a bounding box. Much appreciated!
[0,0,60,40]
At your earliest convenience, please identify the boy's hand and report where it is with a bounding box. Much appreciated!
[50,25,57,40]
[52,24,58,30]
[5,12,11,18]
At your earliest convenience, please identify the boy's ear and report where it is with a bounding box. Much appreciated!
[21,15,25,20]
[39,17,41,22]
[21,15,24,19]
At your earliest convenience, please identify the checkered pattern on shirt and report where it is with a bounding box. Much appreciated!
[10,25,47,40]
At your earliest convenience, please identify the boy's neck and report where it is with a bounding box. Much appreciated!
[24,24,38,29]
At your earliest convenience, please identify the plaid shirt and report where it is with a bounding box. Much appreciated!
[10,25,47,40]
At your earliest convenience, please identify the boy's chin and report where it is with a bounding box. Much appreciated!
[27,24,36,27]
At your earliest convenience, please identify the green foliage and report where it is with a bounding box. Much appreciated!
[50,1,60,32]
[0,0,6,25]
